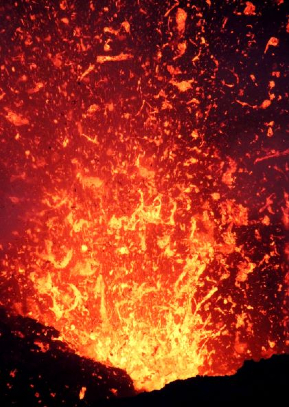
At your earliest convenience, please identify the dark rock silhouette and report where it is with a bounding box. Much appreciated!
[101,354,289,407]
[0,308,136,406]
[0,308,288,406]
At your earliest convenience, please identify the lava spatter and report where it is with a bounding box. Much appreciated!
[0,0,288,393]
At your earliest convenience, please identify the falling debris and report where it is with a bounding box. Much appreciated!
[264,37,279,53]
[5,109,29,126]
[170,79,193,92]
[244,2,256,15]
[96,53,133,63]
[0,0,287,397]
[79,386,86,400]
[78,64,96,81]
[176,8,187,35]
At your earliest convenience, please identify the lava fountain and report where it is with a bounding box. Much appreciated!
[0,0,288,394]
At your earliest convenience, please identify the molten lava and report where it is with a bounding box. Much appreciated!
[0,0,288,394]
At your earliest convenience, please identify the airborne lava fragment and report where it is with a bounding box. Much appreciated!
[0,0,288,393]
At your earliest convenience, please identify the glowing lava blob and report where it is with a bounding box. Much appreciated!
[0,0,288,393]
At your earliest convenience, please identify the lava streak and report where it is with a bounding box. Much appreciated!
[0,0,288,393]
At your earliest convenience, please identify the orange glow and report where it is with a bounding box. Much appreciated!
[0,0,287,396]
[79,386,87,400]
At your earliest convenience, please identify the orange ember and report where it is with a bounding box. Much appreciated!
[0,0,288,394]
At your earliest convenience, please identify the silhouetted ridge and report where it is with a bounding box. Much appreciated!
[0,308,136,407]
[100,353,289,406]
[0,308,288,407]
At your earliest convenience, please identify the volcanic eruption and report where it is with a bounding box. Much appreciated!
[0,0,288,400]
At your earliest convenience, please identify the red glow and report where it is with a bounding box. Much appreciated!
[0,0,288,393]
